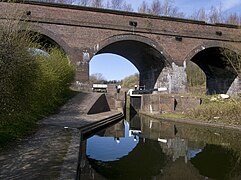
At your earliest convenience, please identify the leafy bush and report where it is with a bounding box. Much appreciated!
[0,20,38,123]
[122,73,139,88]
[0,20,75,148]
[29,49,75,116]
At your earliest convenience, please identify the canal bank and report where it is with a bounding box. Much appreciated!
[128,93,241,131]
[139,112,241,132]
[0,92,124,179]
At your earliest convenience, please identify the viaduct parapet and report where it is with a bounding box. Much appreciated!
[1,1,241,95]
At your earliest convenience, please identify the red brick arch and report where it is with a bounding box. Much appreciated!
[94,33,172,66]
[91,34,174,90]
[185,41,241,95]
[30,25,73,58]
[185,41,240,62]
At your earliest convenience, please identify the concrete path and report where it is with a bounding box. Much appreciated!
[41,92,121,128]
[0,92,123,180]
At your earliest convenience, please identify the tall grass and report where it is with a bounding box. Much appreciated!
[188,97,241,125]
[0,14,75,148]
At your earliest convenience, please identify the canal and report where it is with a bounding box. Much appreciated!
[77,114,241,180]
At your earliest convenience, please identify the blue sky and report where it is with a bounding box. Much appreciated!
[90,0,241,81]
[132,0,241,15]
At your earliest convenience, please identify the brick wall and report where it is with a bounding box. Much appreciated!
[1,2,241,94]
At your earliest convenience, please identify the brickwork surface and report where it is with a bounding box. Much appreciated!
[0,2,241,93]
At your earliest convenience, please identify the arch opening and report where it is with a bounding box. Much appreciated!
[189,47,239,95]
[94,40,169,91]
[18,30,67,57]
[90,53,139,83]
[28,31,65,53]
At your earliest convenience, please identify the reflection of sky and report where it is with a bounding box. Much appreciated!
[86,121,139,162]
[187,148,203,160]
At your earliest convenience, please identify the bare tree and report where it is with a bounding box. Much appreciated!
[90,73,106,83]
[161,0,184,17]
[190,8,208,22]
[226,13,241,25]
[78,0,91,6]
[41,0,74,4]
[138,0,149,14]
[147,0,184,17]
[149,0,162,15]
[162,0,172,16]
[209,5,223,23]
[91,0,104,8]
[122,2,133,12]
[109,0,123,10]
[105,0,132,12]
[106,0,111,9]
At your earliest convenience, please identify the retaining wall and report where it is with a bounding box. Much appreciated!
[141,94,202,114]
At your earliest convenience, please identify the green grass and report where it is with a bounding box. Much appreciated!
[187,97,241,126]
[159,112,187,119]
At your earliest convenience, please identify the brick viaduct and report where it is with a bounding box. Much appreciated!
[1,1,241,95]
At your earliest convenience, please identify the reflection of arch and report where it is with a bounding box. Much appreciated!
[93,34,172,90]
[190,144,241,180]
[30,26,72,56]
[185,42,240,95]
[87,138,168,179]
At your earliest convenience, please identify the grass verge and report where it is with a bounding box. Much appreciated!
[187,97,241,126]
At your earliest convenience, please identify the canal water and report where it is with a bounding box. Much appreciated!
[77,115,241,180]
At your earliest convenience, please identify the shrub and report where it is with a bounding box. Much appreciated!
[122,73,139,88]
[0,17,75,148]
[0,17,38,123]
[29,48,75,116]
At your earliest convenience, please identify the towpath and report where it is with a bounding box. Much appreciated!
[0,92,123,180]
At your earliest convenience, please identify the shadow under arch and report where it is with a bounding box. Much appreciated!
[93,34,171,90]
[27,26,73,57]
[185,42,240,95]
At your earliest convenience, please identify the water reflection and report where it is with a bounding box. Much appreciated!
[77,115,241,180]
[86,121,139,162]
